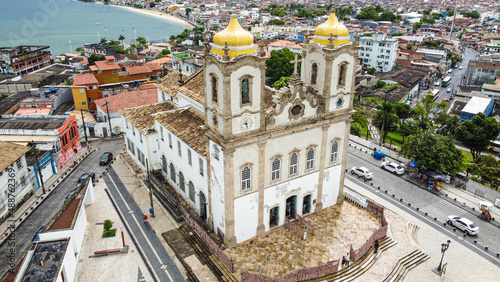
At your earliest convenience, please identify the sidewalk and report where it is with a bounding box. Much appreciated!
[0,142,99,244]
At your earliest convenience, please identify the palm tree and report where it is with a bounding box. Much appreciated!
[100,37,107,44]
[375,102,397,145]
[118,34,125,48]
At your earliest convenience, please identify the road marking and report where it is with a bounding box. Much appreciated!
[106,175,166,268]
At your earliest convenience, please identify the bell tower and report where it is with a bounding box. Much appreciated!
[204,14,268,140]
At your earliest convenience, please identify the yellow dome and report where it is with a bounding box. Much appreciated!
[315,13,348,37]
[213,14,254,47]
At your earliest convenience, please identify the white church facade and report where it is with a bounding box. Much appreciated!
[121,12,359,247]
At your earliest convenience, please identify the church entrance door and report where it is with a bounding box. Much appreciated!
[270,207,279,227]
[285,196,296,218]
[303,195,311,214]
[199,192,207,221]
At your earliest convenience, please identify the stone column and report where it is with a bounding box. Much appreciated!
[256,140,267,236]
[337,117,352,204]
[224,148,237,247]
[315,123,330,211]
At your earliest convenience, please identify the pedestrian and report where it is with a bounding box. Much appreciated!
[342,256,347,268]
[144,214,148,224]
[346,253,350,267]
[374,239,379,253]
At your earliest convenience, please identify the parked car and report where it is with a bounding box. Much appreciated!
[447,216,479,235]
[76,172,96,188]
[459,66,463,70]
[434,81,440,86]
[381,161,405,175]
[99,152,113,165]
[350,166,373,179]
[447,88,451,93]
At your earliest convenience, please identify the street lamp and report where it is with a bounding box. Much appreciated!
[437,240,451,273]
[80,109,90,149]
[28,141,46,194]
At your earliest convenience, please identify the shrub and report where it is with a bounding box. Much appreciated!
[103,219,112,231]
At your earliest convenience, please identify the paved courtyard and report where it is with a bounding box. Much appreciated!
[226,201,381,277]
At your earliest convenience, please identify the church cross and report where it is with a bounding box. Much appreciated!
[290,53,302,75]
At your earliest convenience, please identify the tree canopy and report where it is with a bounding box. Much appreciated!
[470,154,500,189]
[268,19,285,25]
[265,48,298,86]
[271,77,291,90]
[356,6,379,21]
[461,10,480,19]
[88,54,105,66]
[455,113,500,159]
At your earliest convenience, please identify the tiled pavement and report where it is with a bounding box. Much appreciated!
[226,202,381,278]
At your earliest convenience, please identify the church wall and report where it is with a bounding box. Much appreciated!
[122,118,153,172]
[229,65,262,116]
[176,91,204,114]
[302,51,326,94]
[233,192,259,243]
[205,64,225,111]
[155,121,208,214]
[320,165,342,208]
[209,139,226,236]
[262,171,319,232]
[158,88,178,105]
[232,143,259,197]
[329,53,356,97]
[272,96,321,127]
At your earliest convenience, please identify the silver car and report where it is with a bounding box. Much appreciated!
[351,166,373,180]
[381,161,405,175]
[447,216,479,235]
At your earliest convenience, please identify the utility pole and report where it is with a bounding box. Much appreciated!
[103,99,113,137]
[80,109,89,149]
[29,141,46,194]
[146,158,154,218]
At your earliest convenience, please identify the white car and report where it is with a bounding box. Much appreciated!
[447,216,479,235]
[434,81,440,86]
[447,88,452,93]
[459,66,463,70]
[381,161,405,175]
[351,166,373,179]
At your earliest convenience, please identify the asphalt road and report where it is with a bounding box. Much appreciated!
[346,145,500,258]
[0,139,122,279]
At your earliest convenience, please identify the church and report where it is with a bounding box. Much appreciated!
[121,12,359,247]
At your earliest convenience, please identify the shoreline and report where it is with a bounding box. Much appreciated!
[111,5,196,28]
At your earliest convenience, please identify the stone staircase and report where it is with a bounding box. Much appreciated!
[306,236,397,281]
[383,249,430,282]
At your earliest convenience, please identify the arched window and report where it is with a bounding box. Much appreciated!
[311,63,318,85]
[189,181,195,203]
[211,75,218,102]
[179,172,185,192]
[331,141,339,163]
[338,64,347,86]
[290,152,298,176]
[242,166,251,190]
[241,77,250,104]
[271,158,281,181]
[169,163,176,183]
[306,148,315,170]
[162,155,167,174]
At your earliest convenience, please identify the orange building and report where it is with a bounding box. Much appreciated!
[71,56,154,111]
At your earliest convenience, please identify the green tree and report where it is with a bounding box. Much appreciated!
[65,78,74,86]
[100,37,107,44]
[431,13,442,20]
[455,113,500,160]
[406,44,413,50]
[162,49,170,55]
[414,22,422,29]
[374,102,398,145]
[446,10,455,17]
[378,11,397,22]
[103,219,112,231]
[400,131,464,174]
[469,154,500,189]
[185,7,192,16]
[356,6,379,20]
[376,81,387,88]
[88,54,105,65]
[248,3,258,8]
[149,2,155,8]
[136,36,148,45]
[118,34,126,48]
[367,67,376,75]
[272,77,291,90]
[265,48,297,86]
[462,10,480,19]
[268,19,285,25]
[350,122,363,136]
[75,47,84,55]
[271,8,287,17]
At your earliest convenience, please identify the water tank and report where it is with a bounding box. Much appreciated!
[30,88,39,95]
[44,90,50,96]
[49,87,57,93]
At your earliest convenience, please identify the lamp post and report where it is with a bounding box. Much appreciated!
[437,240,451,273]
[80,109,89,149]
[146,158,154,218]
[120,226,125,247]
[28,141,46,194]
[103,99,113,137]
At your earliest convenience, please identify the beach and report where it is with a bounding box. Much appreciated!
[112,5,195,28]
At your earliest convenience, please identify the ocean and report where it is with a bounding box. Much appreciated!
[0,0,191,57]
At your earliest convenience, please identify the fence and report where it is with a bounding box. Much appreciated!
[241,259,339,282]
[296,214,315,236]
[285,218,306,239]
[185,214,234,273]
[344,189,368,208]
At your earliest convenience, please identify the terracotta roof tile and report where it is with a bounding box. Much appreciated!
[156,71,182,99]
[119,102,176,135]
[154,108,207,156]
[0,141,30,172]
[177,68,205,104]
[73,74,98,85]
[125,64,152,74]
[95,88,158,113]
[95,60,120,71]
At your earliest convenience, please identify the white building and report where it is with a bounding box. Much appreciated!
[124,13,357,248]
[0,142,32,222]
[358,32,398,72]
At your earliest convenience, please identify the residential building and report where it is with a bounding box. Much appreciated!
[0,115,81,169]
[465,60,500,86]
[460,97,496,122]
[124,13,356,248]
[0,142,32,224]
[0,45,51,75]
[267,40,302,54]
[83,43,116,57]
[358,32,398,72]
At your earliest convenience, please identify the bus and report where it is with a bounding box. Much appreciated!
[488,140,500,153]
[430,89,440,101]
[442,76,452,87]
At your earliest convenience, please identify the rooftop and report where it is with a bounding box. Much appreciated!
[94,88,158,113]
[154,107,207,156]
[0,141,30,172]
[177,68,205,104]
[0,91,30,115]
[0,115,67,131]
[119,102,177,135]
[73,74,99,86]
[95,60,120,71]
[21,240,68,282]
[14,107,51,116]
[124,63,152,75]
[462,97,493,114]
